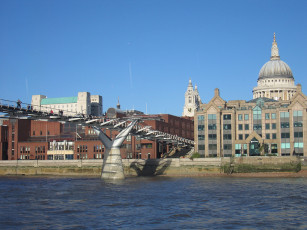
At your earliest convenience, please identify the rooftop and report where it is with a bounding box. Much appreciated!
[41,97,78,105]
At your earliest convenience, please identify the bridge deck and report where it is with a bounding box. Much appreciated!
[0,98,194,146]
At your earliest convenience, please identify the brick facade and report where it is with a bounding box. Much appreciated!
[0,114,193,160]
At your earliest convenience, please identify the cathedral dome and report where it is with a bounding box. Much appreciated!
[258,33,294,81]
[258,59,293,80]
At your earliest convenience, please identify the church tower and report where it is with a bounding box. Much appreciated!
[182,79,201,117]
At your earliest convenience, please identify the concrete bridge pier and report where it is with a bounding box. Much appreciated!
[93,120,137,180]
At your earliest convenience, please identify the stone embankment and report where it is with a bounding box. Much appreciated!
[0,156,305,177]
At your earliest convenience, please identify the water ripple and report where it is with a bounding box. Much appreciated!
[0,176,307,229]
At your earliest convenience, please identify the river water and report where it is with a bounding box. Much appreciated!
[0,176,307,229]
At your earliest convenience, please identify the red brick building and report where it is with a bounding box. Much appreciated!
[0,124,8,160]
[0,114,193,160]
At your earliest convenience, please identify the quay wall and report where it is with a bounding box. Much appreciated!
[0,156,304,177]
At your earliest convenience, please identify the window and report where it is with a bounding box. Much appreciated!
[198,145,205,150]
[208,124,216,130]
[271,143,278,153]
[198,115,204,121]
[294,121,303,127]
[245,134,249,139]
[272,123,276,129]
[293,110,303,117]
[294,132,303,138]
[238,114,242,121]
[281,133,290,138]
[198,125,204,131]
[281,143,290,149]
[265,133,270,139]
[238,124,243,130]
[198,135,205,140]
[281,122,289,128]
[294,142,304,148]
[223,144,232,150]
[239,134,243,140]
[208,134,217,140]
[253,106,262,120]
[223,134,231,140]
[235,144,241,154]
[244,124,249,130]
[265,123,270,130]
[223,114,231,120]
[280,112,289,118]
[253,124,262,130]
[209,144,217,150]
[40,131,42,135]
[265,113,270,119]
[208,114,216,120]
[33,131,35,136]
[272,133,276,139]
[223,124,231,130]
[271,113,276,119]
[244,114,249,120]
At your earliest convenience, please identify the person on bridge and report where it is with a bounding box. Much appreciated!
[16,99,22,109]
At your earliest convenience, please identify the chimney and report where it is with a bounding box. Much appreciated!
[214,88,220,96]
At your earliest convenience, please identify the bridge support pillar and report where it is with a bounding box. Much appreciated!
[93,120,137,180]
[101,147,125,180]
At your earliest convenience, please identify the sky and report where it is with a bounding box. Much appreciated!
[1,0,307,116]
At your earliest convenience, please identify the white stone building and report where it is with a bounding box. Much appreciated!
[253,33,297,100]
[31,92,103,116]
[182,79,201,117]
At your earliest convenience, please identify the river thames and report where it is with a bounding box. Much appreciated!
[0,176,307,229]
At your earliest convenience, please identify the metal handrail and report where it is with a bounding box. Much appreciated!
[0,98,195,147]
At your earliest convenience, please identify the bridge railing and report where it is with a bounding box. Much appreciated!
[0,98,36,111]
[0,98,195,147]
[0,98,83,117]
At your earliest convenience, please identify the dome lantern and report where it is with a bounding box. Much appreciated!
[271,32,280,60]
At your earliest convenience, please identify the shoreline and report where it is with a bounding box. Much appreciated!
[164,170,307,178]
[1,170,307,179]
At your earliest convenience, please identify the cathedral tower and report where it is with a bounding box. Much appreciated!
[182,79,201,117]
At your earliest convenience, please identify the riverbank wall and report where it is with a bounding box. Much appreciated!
[0,156,305,177]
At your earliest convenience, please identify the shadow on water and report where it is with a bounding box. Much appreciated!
[130,159,172,176]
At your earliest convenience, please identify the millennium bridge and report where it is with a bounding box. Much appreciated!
[0,99,194,179]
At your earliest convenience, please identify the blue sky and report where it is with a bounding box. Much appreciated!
[1,0,307,116]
